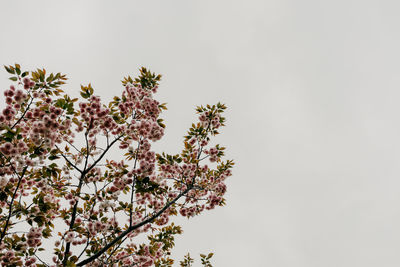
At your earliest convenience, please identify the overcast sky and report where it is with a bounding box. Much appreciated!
[2,1,400,266]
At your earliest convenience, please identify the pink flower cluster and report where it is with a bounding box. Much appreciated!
[65,192,79,206]
[127,120,164,142]
[205,146,219,162]
[112,243,163,267]
[130,140,157,177]
[0,105,16,124]
[141,96,160,118]
[78,96,113,134]
[0,140,28,156]
[122,84,159,119]
[181,163,197,177]
[87,220,109,236]
[199,111,221,129]
[24,257,36,266]
[22,77,35,89]
[179,205,205,217]
[3,88,27,106]
[1,78,32,124]
[0,250,21,266]
[27,227,42,248]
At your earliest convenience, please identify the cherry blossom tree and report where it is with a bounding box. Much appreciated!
[0,64,233,267]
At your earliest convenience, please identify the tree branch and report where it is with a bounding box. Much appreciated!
[11,94,34,130]
[0,167,27,245]
[76,185,192,266]
[130,138,141,227]
[56,146,83,174]
[84,135,123,175]
[62,134,123,266]
[63,125,92,266]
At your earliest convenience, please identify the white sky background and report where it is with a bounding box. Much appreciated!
[1,0,400,266]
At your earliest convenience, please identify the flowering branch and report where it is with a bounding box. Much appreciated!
[0,64,233,266]
[76,185,192,266]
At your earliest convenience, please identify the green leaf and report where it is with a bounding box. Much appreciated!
[48,155,60,160]
[9,77,18,81]
[4,66,14,74]
[80,91,89,99]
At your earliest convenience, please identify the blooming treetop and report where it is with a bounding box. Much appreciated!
[0,64,234,267]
